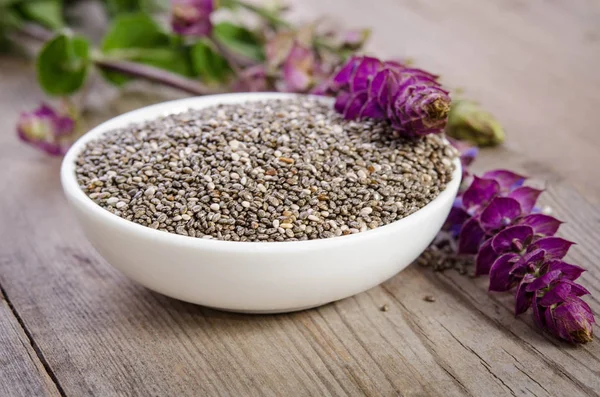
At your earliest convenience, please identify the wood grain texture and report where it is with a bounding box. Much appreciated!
[1,0,600,396]
[0,290,61,397]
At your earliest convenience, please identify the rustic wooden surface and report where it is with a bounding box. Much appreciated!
[1,0,600,396]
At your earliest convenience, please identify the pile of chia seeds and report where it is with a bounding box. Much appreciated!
[75,98,457,242]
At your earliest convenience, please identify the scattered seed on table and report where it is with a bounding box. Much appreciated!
[76,98,456,242]
[424,295,436,302]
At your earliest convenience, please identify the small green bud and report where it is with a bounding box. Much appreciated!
[446,100,505,147]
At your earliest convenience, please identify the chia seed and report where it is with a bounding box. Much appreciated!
[75,98,457,242]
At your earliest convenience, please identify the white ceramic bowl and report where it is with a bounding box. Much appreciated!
[61,93,461,313]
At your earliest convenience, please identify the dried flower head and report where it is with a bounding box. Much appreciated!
[323,56,451,137]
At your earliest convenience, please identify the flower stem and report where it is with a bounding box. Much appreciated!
[14,23,54,42]
[92,56,218,96]
[208,37,253,72]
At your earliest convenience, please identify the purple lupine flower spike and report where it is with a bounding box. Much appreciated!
[17,102,77,156]
[171,0,215,37]
[325,56,451,137]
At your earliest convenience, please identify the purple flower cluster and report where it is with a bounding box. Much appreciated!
[446,170,595,343]
[323,56,451,137]
[263,30,328,93]
[17,103,77,156]
[171,0,215,37]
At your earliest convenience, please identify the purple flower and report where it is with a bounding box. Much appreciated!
[17,103,77,156]
[339,29,371,50]
[324,56,451,137]
[281,44,317,92]
[171,0,215,37]
[264,30,325,93]
[232,65,268,92]
[479,197,523,233]
[437,161,595,343]
[529,276,594,343]
[481,170,525,193]
[480,227,570,280]
[514,258,585,315]
[516,214,562,237]
[450,170,545,256]
[449,137,478,182]
[266,31,296,69]
[544,296,595,343]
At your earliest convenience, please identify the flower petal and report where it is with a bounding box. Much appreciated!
[479,197,522,232]
[334,92,351,114]
[475,238,496,275]
[482,169,526,192]
[539,281,572,307]
[282,44,314,92]
[525,269,562,292]
[508,186,543,214]
[532,297,546,329]
[515,274,536,315]
[369,69,389,101]
[518,214,562,237]
[458,217,485,254]
[342,91,369,119]
[351,56,382,92]
[332,56,361,88]
[489,253,520,291]
[171,0,215,37]
[449,138,478,169]
[567,281,591,297]
[544,304,557,334]
[358,97,384,119]
[491,225,534,253]
[444,205,471,236]
[462,176,500,213]
[546,260,585,281]
[529,237,575,260]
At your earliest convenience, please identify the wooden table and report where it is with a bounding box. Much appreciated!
[1,1,600,396]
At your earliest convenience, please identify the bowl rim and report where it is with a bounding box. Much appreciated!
[61,92,462,252]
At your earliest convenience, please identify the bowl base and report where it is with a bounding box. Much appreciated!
[205,302,331,314]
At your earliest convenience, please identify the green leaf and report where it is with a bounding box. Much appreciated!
[103,0,168,16]
[136,47,193,76]
[0,5,22,29]
[190,39,232,83]
[19,0,64,30]
[213,22,265,62]
[101,13,193,85]
[0,0,22,7]
[0,6,22,52]
[102,13,169,52]
[36,33,90,95]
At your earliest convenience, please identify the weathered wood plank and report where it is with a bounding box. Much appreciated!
[0,291,62,397]
[0,151,598,396]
